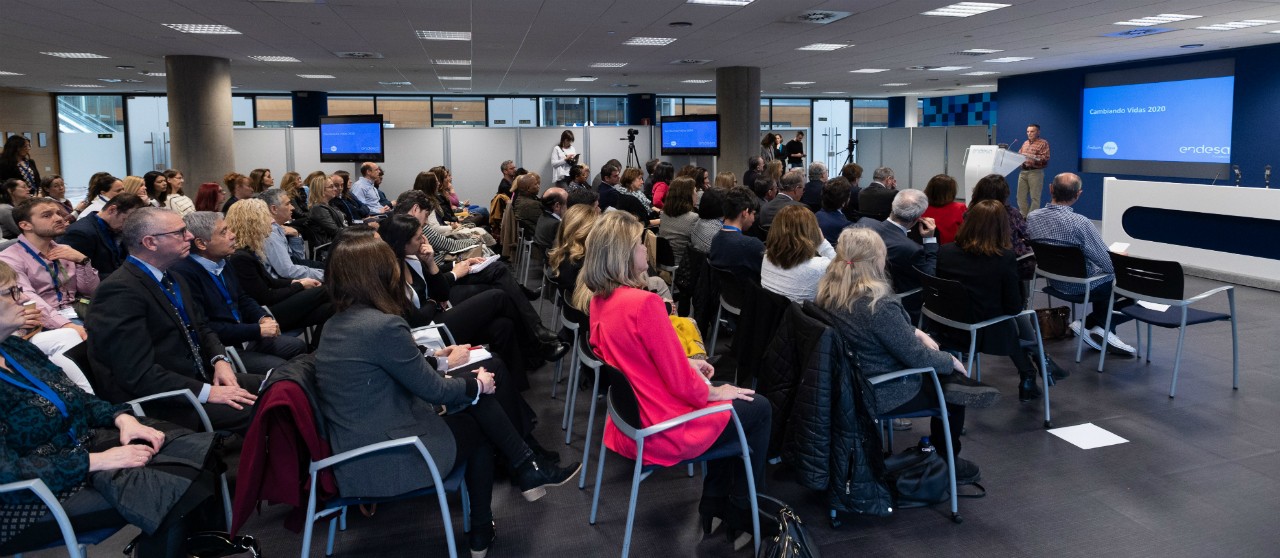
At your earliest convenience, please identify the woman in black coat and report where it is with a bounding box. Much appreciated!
[0,135,39,186]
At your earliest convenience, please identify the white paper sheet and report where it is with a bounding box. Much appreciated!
[1137,301,1171,312]
[1048,423,1129,450]
[1109,242,1130,253]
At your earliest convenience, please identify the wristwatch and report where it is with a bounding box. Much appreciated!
[210,355,232,367]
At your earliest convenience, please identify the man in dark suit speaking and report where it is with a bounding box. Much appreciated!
[86,207,261,433]
[864,188,937,322]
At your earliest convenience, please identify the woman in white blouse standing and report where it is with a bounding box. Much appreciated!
[760,205,832,303]
[551,130,578,183]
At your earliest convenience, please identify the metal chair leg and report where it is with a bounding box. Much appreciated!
[1229,290,1239,390]
[1169,309,1188,398]
[579,365,602,489]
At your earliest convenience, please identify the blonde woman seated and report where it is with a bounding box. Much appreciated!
[815,227,997,485]
[760,205,832,303]
[576,211,769,546]
[120,175,153,205]
[548,204,598,326]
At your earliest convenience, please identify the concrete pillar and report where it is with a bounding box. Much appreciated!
[715,66,761,175]
[165,55,234,187]
[292,91,328,127]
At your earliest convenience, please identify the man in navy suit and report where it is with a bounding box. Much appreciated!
[799,161,828,211]
[171,211,306,375]
[596,162,621,211]
[57,193,148,278]
[864,188,937,322]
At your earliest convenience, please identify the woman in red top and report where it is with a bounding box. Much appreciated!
[576,211,769,545]
[922,174,966,244]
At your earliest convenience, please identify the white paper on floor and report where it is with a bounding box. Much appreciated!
[1047,423,1129,449]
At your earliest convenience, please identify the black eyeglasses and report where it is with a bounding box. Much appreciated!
[149,227,189,239]
[3,285,23,302]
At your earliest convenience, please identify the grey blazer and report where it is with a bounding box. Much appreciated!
[314,305,477,498]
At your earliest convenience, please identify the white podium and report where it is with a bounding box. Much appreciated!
[962,145,1025,200]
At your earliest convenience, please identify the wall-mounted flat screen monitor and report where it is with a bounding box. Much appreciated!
[319,114,385,162]
[661,114,720,156]
[1080,59,1233,180]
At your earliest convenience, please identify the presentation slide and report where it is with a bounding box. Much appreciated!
[662,120,718,150]
[320,122,382,154]
[1082,76,1233,164]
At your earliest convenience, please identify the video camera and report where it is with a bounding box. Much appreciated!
[621,128,639,142]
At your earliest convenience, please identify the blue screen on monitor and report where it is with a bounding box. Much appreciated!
[320,122,383,156]
[1081,76,1233,164]
[661,116,719,155]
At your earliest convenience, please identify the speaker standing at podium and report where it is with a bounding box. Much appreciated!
[1016,124,1051,216]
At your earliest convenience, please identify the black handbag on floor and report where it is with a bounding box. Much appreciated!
[757,494,820,558]
[883,442,951,507]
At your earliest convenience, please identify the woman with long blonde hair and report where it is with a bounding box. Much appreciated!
[225,198,273,260]
[121,175,152,205]
[815,227,989,484]
[549,205,598,324]
[225,199,332,332]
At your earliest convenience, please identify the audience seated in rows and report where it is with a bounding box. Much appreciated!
[758,169,806,230]
[59,193,148,278]
[761,206,832,304]
[306,173,348,245]
[0,198,98,340]
[225,199,332,333]
[613,167,659,227]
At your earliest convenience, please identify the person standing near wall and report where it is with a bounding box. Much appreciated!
[1016,124,1050,216]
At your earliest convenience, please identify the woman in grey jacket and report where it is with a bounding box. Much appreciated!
[815,227,988,485]
[313,235,579,558]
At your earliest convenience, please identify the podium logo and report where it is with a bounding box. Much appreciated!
[1179,145,1231,155]
[1103,141,1118,156]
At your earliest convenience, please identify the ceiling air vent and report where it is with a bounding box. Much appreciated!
[669,59,713,65]
[785,10,851,25]
[334,51,384,59]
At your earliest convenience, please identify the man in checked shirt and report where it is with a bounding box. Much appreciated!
[1017,124,1051,216]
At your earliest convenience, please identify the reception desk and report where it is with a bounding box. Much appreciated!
[1102,178,1280,287]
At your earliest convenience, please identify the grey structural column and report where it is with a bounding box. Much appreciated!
[165,55,234,187]
[715,66,761,175]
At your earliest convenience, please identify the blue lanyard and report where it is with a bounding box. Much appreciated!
[722,225,742,232]
[0,347,78,447]
[205,268,242,322]
[18,241,62,302]
[94,216,122,263]
[128,256,201,348]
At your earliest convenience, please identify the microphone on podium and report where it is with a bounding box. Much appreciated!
[1233,165,1242,187]
[1267,165,1272,189]
[1008,138,1022,151]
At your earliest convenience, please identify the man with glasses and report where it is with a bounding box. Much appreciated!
[86,207,261,433]
[0,198,99,340]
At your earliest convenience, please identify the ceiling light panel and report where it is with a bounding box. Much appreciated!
[985,56,1033,63]
[379,81,412,86]
[439,76,471,80]
[961,48,1003,54]
[682,79,712,83]
[1196,20,1278,31]
[624,37,676,46]
[687,0,755,5]
[1114,13,1201,26]
[297,74,335,79]
[881,83,910,86]
[850,68,889,73]
[553,88,577,92]
[433,59,471,65]
[928,66,971,71]
[922,3,1010,18]
[590,62,628,68]
[139,72,166,77]
[63,84,105,88]
[797,43,852,51]
[785,81,815,85]
[416,30,471,41]
[0,71,24,76]
[962,71,999,75]
[42,52,107,58]
[162,23,241,34]
[249,55,300,62]
[565,77,598,82]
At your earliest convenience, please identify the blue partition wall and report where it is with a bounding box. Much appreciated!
[997,42,1280,219]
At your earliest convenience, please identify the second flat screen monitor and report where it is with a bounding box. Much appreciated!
[661,115,719,157]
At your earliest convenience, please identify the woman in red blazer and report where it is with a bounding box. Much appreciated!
[575,211,770,546]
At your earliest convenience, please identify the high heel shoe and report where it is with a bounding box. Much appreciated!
[699,512,724,535]
[698,495,727,535]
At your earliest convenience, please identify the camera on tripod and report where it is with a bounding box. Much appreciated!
[621,128,639,142]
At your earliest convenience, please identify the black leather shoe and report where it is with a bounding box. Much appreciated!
[1018,376,1041,402]
[469,521,496,558]
[526,437,562,464]
[953,457,982,485]
[541,340,570,361]
[516,457,581,502]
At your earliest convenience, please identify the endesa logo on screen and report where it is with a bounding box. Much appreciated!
[1179,145,1231,155]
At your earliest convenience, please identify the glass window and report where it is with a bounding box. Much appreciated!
[328,96,374,116]
[657,97,682,117]
[56,95,124,133]
[378,97,432,128]
[760,99,771,129]
[254,96,292,128]
[852,99,889,128]
[684,97,716,115]
[432,97,485,127]
[770,99,810,128]
[590,97,628,126]
[540,97,587,126]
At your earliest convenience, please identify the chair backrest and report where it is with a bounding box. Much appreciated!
[655,235,677,267]
[602,365,642,434]
[1110,252,1185,301]
[919,272,976,325]
[710,264,747,307]
[1028,241,1089,280]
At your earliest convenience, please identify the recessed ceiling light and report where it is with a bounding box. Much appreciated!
[1114,13,1202,26]
[97,78,122,83]
[42,52,108,59]
[961,48,1003,54]
[1180,44,1205,48]
[850,68,889,73]
[162,23,241,34]
[0,71,24,76]
[63,84,105,88]
[881,83,910,86]
[552,88,577,92]
[682,79,712,83]
[1196,19,1278,31]
[985,56,1033,63]
[686,0,755,5]
[446,87,471,91]
[797,43,853,51]
[962,71,999,75]
[434,59,472,66]
[922,2,1010,18]
[139,72,166,77]
[590,62,628,68]
[822,91,846,95]
[123,79,143,83]
[565,76,598,82]
[967,84,995,88]
[624,36,677,46]
[928,66,972,71]
[416,30,471,41]
[379,81,412,86]
[785,81,815,85]
[439,76,471,81]
[297,74,336,79]
[249,55,300,62]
